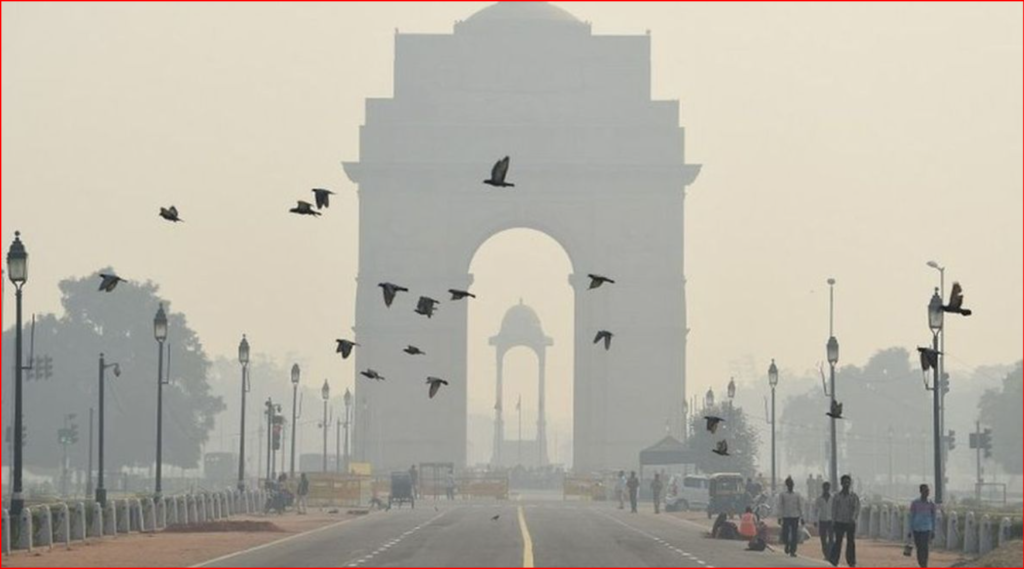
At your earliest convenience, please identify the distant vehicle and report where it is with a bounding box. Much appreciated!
[665,475,710,512]
[707,473,747,519]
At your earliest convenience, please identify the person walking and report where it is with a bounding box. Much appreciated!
[776,476,805,558]
[830,475,861,568]
[296,473,310,515]
[445,469,457,501]
[909,484,937,568]
[651,473,664,514]
[615,471,627,510]
[814,482,835,560]
[627,471,640,514]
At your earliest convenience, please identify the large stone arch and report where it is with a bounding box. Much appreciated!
[343,2,700,473]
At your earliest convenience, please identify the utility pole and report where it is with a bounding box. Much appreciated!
[86,408,94,498]
[975,421,983,503]
[887,426,894,498]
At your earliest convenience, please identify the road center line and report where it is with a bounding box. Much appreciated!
[518,506,535,568]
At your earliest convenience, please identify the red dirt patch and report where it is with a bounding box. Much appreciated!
[163,520,285,534]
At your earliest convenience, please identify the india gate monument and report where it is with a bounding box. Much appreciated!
[344,1,701,473]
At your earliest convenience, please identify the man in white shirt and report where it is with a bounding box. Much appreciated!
[813,481,835,560]
[776,476,805,558]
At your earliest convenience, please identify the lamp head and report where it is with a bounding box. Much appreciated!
[154,303,169,342]
[238,335,250,365]
[6,231,28,285]
[291,364,301,385]
[768,359,779,388]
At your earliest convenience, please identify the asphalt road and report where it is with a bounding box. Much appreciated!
[197,498,830,568]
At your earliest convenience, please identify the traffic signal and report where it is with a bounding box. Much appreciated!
[981,429,993,459]
[947,430,956,452]
[42,355,53,380]
[69,422,79,445]
[272,416,284,451]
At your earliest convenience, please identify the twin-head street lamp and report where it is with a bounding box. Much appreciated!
[322,379,331,473]
[290,364,301,478]
[154,304,169,499]
[927,287,947,504]
[237,335,251,491]
[768,359,779,493]
[6,232,28,517]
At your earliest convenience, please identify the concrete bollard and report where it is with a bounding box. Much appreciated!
[142,498,156,533]
[890,506,904,542]
[946,511,960,550]
[34,507,54,550]
[902,506,912,543]
[869,506,881,539]
[89,503,103,539]
[204,494,214,521]
[858,504,871,537]
[53,504,71,549]
[116,501,131,534]
[102,501,117,537]
[979,516,994,555]
[188,495,199,525]
[17,508,33,551]
[879,505,890,539]
[963,512,978,554]
[934,509,945,548]
[129,499,143,533]
[3,509,11,555]
[196,495,207,523]
[154,498,165,530]
[998,518,1012,548]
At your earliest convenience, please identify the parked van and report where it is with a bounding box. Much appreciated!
[665,474,710,512]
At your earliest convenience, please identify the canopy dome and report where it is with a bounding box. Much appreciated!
[464,2,582,26]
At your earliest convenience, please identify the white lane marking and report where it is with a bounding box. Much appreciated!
[596,510,715,568]
[353,511,447,567]
[191,516,365,568]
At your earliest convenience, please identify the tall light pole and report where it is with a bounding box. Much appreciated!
[6,232,28,518]
[96,354,121,506]
[237,336,250,492]
[265,398,274,481]
[928,288,945,503]
[321,380,330,473]
[927,261,949,483]
[153,303,168,499]
[289,364,300,478]
[826,278,840,491]
[343,389,352,474]
[768,360,779,494]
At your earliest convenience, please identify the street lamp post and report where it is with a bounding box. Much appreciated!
[154,304,168,499]
[96,354,121,506]
[321,380,331,473]
[768,360,779,494]
[343,389,352,474]
[928,288,945,504]
[290,364,300,478]
[927,261,949,488]
[237,336,250,492]
[6,232,28,518]
[826,278,840,491]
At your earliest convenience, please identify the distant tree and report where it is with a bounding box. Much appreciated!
[978,363,1023,476]
[1,270,223,472]
[687,403,760,477]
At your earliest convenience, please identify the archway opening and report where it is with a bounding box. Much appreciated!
[466,228,575,469]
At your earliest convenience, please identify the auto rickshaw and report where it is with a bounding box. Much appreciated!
[389,471,416,509]
[707,473,747,519]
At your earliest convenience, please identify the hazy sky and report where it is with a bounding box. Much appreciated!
[3,2,1021,459]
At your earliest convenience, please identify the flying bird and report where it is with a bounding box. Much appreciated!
[713,440,730,457]
[917,347,942,373]
[335,340,359,360]
[483,156,515,188]
[827,400,844,420]
[704,416,725,434]
[426,377,449,399]
[312,188,335,210]
[360,369,385,382]
[415,297,440,319]
[290,201,322,217]
[404,346,426,356]
[491,515,501,522]
[378,283,409,308]
[449,289,477,301]
[593,331,614,351]
[159,206,183,223]
[98,274,126,293]
[587,274,616,290]
[943,282,973,316]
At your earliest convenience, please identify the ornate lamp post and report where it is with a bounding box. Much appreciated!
[768,360,780,494]
[826,278,840,491]
[704,388,715,410]
[343,389,352,474]
[237,335,251,491]
[928,288,945,503]
[6,232,28,517]
[153,304,168,499]
[289,364,300,478]
[321,380,331,473]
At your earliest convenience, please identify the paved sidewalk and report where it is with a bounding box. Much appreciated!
[2,512,363,568]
